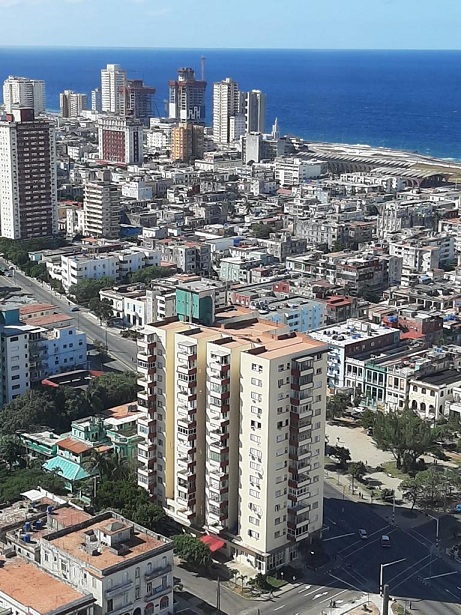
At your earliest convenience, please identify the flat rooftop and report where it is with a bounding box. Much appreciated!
[0,558,93,614]
[46,515,169,574]
[310,319,394,346]
[412,369,461,387]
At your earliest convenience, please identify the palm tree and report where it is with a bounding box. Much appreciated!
[82,449,114,481]
[110,451,131,481]
[229,568,239,587]
[238,574,247,592]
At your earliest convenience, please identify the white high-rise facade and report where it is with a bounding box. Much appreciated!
[212,77,243,144]
[0,108,57,240]
[60,90,88,118]
[137,318,328,573]
[100,64,127,114]
[3,76,45,116]
[245,89,266,134]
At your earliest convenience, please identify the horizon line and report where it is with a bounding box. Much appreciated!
[0,45,460,52]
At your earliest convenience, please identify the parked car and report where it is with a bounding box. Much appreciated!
[358,528,368,539]
[453,503,461,513]
[381,535,391,547]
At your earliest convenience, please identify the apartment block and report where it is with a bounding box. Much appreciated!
[137,318,328,572]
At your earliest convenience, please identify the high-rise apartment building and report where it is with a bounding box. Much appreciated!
[83,169,121,239]
[124,79,156,125]
[59,90,88,118]
[245,89,266,134]
[212,77,244,144]
[98,114,143,165]
[171,122,204,162]
[137,318,328,572]
[101,63,127,114]
[0,108,57,239]
[2,76,45,116]
[168,68,207,124]
[91,87,102,112]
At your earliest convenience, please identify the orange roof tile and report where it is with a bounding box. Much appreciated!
[57,437,92,455]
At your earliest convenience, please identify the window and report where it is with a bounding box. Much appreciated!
[251,363,263,373]
[251,392,262,402]
[274,530,281,538]
[250,461,261,471]
[422,388,426,395]
[250,434,261,444]
[250,475,261,486]
[107,600,113,613]
[251,378,262,387]
[248,529,260,539]
[249,516,260,526]
[135,567,140,578]
[251,406,261,415]
[147,581,152,594]
[249,489,260,499]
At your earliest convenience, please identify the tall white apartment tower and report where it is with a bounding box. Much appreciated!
[245,89,266,134]
[137,318,328,573]
[83,169,121,239]
[3,76,45,116]
[0,108,57,239]
[212,77,244,144]
[100,64,127,114]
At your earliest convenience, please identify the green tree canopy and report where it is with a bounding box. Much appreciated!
[88,297,113,323]
[330,445,351,469]
[128,265,171,284]
[69,277,116,305]
[327,392,350,420]
[348,461,367,490]
[251,223,275,239]
[373,409,439,474]
[0,466,66,503]
[173,534,211,567]
[401,466,461,510]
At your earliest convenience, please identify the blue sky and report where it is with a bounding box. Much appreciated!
[0,0,460,49]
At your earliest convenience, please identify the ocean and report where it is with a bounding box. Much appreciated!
[1,47,461,160]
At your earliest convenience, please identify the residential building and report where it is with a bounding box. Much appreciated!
[100,63,126,114]
[3,75,45,115]
[98,115,143,165]
[171,122,204,162]
[242,132,286,163]
[61,253,118,290]
[155,238,211,275]
[60,90,88,118]
[245,89,266,133]
[176,279,227,326]
[0,108,57,239]
[41,511,173,615]
[212,77,242,144]
[91,87,102,113]
[137,318,328,572]
[168,67,207,124]
[123,78,155,124]
[275,157,325,186]
[83,170,121,239]
[0,558,95,615]
[409,370,461,421]
[309,319,400,390]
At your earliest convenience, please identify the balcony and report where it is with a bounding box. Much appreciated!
[107,601,134,615]
[145,563,172,581]
[105,579,133,599]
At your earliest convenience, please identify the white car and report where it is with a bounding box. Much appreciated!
[358,528,368,539]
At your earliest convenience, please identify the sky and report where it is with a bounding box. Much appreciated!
[0,0,460,49]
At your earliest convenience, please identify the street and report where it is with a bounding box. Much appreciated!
[0,261,137,372]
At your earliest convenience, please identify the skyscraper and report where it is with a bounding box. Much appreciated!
[171,122,204,162]
[91,88,102,113]
[212,77,244,144]
[100,64,127,114]
[59,90,88,118]
[0,108,57,239]
[2,76,45,116]
[137,318,327,573]
[168,68,206,124]
[83,169,121,239]
[245,89,266,134]
[98,115,143,165]
[124,79,156,125]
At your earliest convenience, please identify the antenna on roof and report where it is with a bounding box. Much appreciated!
[201,56,206,82]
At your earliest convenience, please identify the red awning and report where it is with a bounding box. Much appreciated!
[200,534,225,553]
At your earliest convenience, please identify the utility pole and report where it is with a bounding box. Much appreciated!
[382,584,390,615]
[216,576,221,615]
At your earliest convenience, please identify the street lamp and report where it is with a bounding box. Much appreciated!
[426,513,440,548]
[379,558,406,594]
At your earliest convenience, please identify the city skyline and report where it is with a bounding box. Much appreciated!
[0,0,459,49]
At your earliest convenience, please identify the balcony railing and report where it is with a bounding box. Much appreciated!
[145,563,172,581]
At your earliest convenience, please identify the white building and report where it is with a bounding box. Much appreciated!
[3,75,45,115]
[41,511,173,615]
[245,89,266,133]
[137,319,328,572]
[213,77,242,144]
[60,90,88,118]
[100,64,126,114]
[83,170,121,239]
[61,253,118,290]
[275,157,325,186]
[0,108,57,240]
[121,178,153,200]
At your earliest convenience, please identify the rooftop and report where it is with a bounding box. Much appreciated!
[0,558,93,615]
[46,514,170,573]
[310,319,394,346]
[412,369,461,387]
[19,303,56,316]
[57,437,92,455]
[26,313,74,327]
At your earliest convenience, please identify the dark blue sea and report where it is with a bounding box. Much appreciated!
[1,48,461,160]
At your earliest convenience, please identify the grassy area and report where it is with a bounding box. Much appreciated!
[266,576,287,589]
[382,461,407,480]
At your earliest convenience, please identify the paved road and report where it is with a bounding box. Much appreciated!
[323,482,461,615]
[0,262,137,372]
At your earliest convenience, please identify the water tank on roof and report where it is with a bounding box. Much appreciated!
[47,506,53,514]
[24,522,31,533]
[23,534,31,543]
[35,519,42,530]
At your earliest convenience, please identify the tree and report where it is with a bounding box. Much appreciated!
[128,266,171,284]
[229,568,239,587]
[348,461,366,491]
[373,408,439,474]
[86,372,138,410]
[0,466,66,503]
[83,449,114,481]
[330,445,351,469]
[360,408,376,430]
[0,436,26,469]
[88,297,113,323]
[173,534,211,568]
[401,476,423,510]
[252,223,275,239]
[326,392,350,420]
[238,574,248,591]
[68,277,116,305]
[358,287,382,303]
